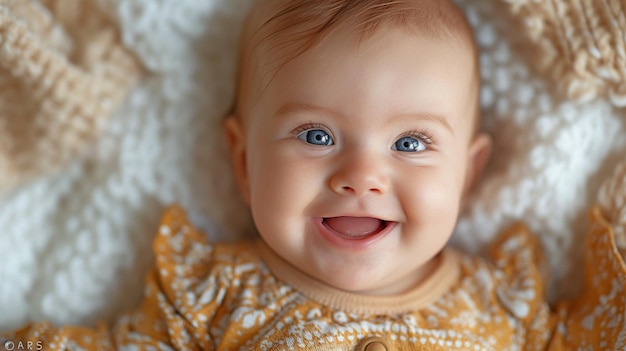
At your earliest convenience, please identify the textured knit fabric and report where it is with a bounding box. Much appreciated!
[0,0,140,194]
[501,0,626,106]
[4,205,625,350]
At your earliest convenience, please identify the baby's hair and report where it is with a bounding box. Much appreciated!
[234,0,479,126]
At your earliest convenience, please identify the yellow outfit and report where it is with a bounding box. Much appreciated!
[3,205,625,350]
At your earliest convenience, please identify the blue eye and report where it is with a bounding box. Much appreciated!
[297,129,334,146]
[393,136,426,152]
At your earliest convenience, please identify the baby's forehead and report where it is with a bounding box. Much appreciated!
[244,0,474,50]
[235,0,478,117]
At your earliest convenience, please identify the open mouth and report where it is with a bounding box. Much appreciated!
[321,216,392,240]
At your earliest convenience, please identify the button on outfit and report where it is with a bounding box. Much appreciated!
[357,337,390,351]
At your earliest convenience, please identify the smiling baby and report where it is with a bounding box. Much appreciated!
[3,0,625,350]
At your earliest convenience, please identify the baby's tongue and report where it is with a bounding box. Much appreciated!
[324,217,383,237]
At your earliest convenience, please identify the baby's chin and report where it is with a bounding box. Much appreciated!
[302,246,442,297]
[305,258,417,296]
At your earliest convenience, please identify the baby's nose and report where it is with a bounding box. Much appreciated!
[329,154,390,196]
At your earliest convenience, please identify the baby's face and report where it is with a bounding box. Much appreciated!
[227,26,490,295]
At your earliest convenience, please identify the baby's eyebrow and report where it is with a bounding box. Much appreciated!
[390,112,455,135]
[274,102,345,120]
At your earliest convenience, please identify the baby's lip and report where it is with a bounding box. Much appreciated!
[322,217,386,238]
[320,216,399,240]
[313,216,398,248]
[318,211,396,223]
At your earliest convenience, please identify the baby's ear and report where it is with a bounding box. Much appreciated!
[462,132,492,198]
[224,115,250,205]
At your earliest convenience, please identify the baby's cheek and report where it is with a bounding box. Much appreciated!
[249,155,324,257]
[248,149,317,220]
[400,169,462,224]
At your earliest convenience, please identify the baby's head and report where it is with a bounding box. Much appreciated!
[225,0,491,295]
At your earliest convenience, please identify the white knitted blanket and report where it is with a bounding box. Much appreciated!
[1,0,625,331]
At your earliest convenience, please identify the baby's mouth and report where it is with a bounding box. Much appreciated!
[322,217,389,239]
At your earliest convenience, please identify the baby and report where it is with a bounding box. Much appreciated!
[225,0,491,298]
[3,0,625,350]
